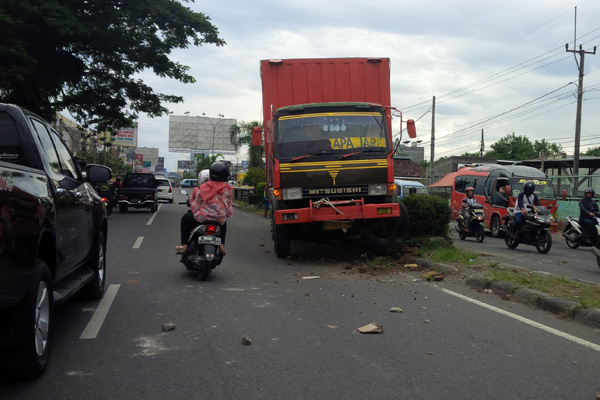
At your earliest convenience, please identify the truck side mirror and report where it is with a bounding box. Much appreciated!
[406,119,416,139]
[252,127,263,147]
[561,189,567,200]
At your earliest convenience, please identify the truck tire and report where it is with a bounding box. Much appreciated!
[362,218,398,253]
[81,231,107,300]
[396,203,410,239]
[0,259,53,379]
[273,224,290,258]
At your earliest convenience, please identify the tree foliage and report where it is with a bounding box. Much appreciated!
[468,133,563,161]
[243,167,266,189]
[194,153,224,176]
[0,0,225,131]
[584,146,600,157]
[229,121,264,168]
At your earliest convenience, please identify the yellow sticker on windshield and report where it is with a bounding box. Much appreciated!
[329,137,386,149]
[517,179,548,185]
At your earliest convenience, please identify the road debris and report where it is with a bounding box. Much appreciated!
[404,264,420,270]
[302,276,320,280]
[356,322,383,334]
[389,307,403,313]
[242,334,252,345]
[162,322,176,332]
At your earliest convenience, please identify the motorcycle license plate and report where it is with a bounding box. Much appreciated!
[198,236,221,245]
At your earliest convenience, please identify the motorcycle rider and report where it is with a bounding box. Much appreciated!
[579,187,599,245]
[459,187,478,229]
[182,162,233,255]
[176,169,210,254]
[511,180,541,238]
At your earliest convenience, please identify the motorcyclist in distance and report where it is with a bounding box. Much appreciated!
[511,180,541,238]
[579,187,599,245]
[459,187,478,229]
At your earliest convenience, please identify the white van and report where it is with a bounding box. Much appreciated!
[394,179,429,199]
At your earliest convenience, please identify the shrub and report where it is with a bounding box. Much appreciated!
[400,194,451,238]
[255,182,267,198]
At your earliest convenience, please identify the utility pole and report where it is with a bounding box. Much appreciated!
[566,6,596,197]
[480,129,485,157]
[429,96,435,184]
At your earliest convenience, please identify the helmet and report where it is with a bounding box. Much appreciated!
[209,162,229,182]
[198,169,210,185]
[465,186,475,197]
[523,180,535,195]
[584,187,595,196]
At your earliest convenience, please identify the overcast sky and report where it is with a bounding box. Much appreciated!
[135,0,600,172]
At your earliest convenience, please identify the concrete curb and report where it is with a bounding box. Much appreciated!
[412,258,600,330]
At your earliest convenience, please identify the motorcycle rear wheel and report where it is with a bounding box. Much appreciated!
[564,229,579,249]
[504,234,519,249]
[475,225,485,243]
[535,231,552,254]
[198,260,210,281]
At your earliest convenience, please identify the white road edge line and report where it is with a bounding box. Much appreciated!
[132,236,144,249]
[80,284,121,340]
[439,287,600,352]
[147,204,161,225]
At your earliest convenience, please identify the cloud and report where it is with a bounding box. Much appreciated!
[135,0,600,171]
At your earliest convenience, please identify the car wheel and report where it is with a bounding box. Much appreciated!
[491,216,502,238]
[0,260,53,379]
[81,231,107,300]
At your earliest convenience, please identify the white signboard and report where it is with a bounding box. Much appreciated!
[114,123,138,147]
[168,115,237,153]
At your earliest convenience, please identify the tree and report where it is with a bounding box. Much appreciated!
[229,121,264,168]
[533,139,563,157]
[584,146,600,157]
[485,133,536,160]
[0,0,225,131]
[194,153,224,176]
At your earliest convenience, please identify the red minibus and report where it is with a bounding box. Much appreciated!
[449,164,558,236]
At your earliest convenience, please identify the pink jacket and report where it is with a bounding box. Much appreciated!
[191,181,233,225]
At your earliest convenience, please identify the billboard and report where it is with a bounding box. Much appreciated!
[177,160,196,171]
[114,123,138,147]
[169,115,237,153]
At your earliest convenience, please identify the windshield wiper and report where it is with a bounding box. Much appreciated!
[341,149,384,159]
[291,154,311,162]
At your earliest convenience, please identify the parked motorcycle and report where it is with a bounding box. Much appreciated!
[455,204,485,242]
[501,205,552,254]
[178,190,224,281]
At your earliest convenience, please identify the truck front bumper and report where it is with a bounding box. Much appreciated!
[274,198,400,225]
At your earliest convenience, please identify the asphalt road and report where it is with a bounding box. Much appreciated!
[2,193,599,399]
[449,224,600,284]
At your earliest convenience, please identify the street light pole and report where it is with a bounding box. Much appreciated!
[200,113,225,157]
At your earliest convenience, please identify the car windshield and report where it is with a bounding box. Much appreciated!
[158,180,170,187]
[275,112,388,159]
[511,178,556,200]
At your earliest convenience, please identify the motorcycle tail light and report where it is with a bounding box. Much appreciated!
[205,225,217,235]
[101,197,108,202]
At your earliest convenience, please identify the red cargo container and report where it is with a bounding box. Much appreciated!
[254,58,415,257]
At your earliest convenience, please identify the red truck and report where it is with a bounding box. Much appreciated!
[253,58,416,257]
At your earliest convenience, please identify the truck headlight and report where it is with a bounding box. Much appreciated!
[282,187,302,200]
[368,184,387,196]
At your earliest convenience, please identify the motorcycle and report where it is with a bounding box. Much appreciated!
[101,196,113,215]
[562,212,600,249]
[178,190,224,281]
[501,205,552,254]
[562,212,600,271]
[455,204,485,242]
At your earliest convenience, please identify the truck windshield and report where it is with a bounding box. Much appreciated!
[511,178,556,200]
[275,112,388,158]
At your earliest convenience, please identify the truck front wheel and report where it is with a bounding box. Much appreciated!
[273,224,290,258]
[362,218,399,253]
